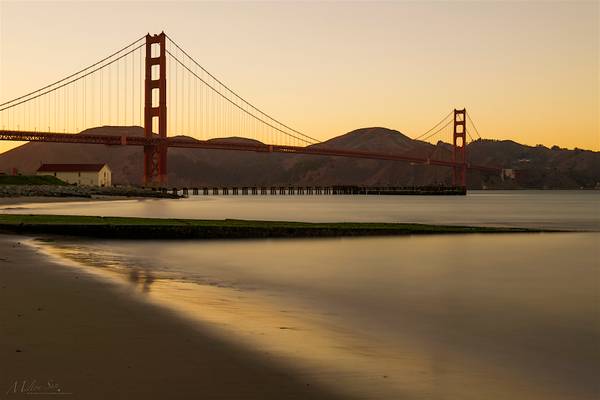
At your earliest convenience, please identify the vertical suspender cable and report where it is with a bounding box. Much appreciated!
[108,63,111,125]
[124,54,127,125]
[91,73,94,129]
[194,69,197,138]
[174,44,177,134]
[116,59,119,125]
[64,85,67,132]
[100,67,103,125]
[74,80,77,131]
[188,61,191,137]
[139,46,142,128]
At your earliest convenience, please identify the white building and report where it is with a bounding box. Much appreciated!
[36,163,112,187]
[501,168,516,180]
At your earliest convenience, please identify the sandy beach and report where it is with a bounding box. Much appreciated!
[0,234,344,399]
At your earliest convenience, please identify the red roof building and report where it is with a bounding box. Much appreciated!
[36,163,111,187]
[37,163,107,173]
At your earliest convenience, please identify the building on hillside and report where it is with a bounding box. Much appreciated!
[36,163,112,187]
[501,168,516,180]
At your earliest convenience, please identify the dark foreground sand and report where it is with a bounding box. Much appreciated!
[0,235,344,400]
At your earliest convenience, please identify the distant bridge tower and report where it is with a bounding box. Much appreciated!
[452,108,467,187]
[144,32,168,185]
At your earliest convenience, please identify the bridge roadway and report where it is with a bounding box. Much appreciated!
[0,130,500,174]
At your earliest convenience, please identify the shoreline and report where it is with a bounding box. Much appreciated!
[0,195,154,206]
[0,185,180,201]
[0,234,345,399]
[0,214,545,239]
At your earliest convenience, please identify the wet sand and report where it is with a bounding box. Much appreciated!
[0,235,344,400]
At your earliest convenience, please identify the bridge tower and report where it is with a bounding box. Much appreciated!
[144,32,167,185]
[452,108,467,187]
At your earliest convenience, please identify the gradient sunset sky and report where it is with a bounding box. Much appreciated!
[0,1,598,153]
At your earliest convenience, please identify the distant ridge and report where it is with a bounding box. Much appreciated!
[0,126,598,189]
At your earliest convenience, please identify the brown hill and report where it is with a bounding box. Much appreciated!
[0,126,598,189]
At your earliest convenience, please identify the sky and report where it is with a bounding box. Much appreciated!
[0,0,598,154]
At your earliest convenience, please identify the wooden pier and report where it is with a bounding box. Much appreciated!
[149,186,467,197]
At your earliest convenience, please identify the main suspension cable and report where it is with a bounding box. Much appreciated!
[419,118,454,142]
[0,36,145,108]
[166,50,314,145]
[0,43,145,113]
[466,111,482,139]
[414,110,453,140]
[165,34,319,144]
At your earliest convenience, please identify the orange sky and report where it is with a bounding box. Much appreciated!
[0,1,598,153]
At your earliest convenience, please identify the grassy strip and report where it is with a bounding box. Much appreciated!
[0,214,542,239]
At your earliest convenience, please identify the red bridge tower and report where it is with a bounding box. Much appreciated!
[144,32,168,185]
[452,108,467,187]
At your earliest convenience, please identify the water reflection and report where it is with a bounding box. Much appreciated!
[29,232,600,400]
[128,268,155,292]
[3,191,600,231]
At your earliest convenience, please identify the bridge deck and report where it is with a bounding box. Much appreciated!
[0,130,500,173]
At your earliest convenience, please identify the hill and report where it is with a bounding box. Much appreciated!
[0,126,598,189]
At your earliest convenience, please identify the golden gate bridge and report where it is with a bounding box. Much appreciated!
[0,32,499,187]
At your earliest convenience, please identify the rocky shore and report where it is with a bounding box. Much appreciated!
[0,184,180,199]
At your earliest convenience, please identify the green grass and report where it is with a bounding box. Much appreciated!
[0,175,68,186]
[0,214,542,239]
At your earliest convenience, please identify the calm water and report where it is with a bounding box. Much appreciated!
[3,190,599,230]
[6,191,600,399]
